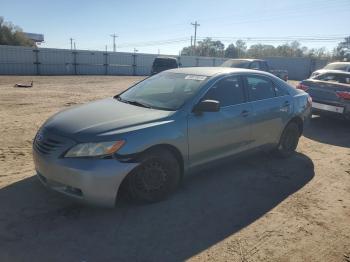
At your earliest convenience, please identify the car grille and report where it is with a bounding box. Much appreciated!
[33,132,64,155]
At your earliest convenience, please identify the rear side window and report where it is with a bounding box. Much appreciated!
[250,61,260,70]
[246,76,275,101]
[204,76,245,106]
[316,73,350,84]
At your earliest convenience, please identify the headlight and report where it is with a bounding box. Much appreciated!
[64,140,125,158]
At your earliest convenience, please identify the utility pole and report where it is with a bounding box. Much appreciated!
[110,34,118,52]
[74,42,76,50]
[191,21,200,51]
[70,38,74,50]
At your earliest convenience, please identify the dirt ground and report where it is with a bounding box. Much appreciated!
[0,76,349,262]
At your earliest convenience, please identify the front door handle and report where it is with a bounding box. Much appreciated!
[241,110,249,117]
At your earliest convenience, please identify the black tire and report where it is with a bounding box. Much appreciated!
[125,149,180,203]
[275,122,300,158]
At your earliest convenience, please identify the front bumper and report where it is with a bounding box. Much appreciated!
[33,150,138,207]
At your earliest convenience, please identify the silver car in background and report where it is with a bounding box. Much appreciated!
[33,67,311,207]
[310,62,350,78]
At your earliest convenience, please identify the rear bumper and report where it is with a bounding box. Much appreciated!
[312,108,350,120]
[33,150,138,207]
[311,100,350,120]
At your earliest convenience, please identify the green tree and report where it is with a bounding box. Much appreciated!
[334,36,350,60]
[0,17,34,47]
[247,44,276,58]
[235,40,247,58]
[180,46,193,56]
[196,38,225,57]
[224,43,238,58]
[180,38,225,57]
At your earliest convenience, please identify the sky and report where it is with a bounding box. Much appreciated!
[1,0,349,55]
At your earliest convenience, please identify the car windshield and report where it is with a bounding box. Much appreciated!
[324,63,349,70]
[117,72,207,110]
[221,60,250,68]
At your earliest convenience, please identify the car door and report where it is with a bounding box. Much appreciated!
[243,74,292,147]
[188,75,253,167]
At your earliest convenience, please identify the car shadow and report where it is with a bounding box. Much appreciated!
[304,115,350,148]
[0,152,314,262]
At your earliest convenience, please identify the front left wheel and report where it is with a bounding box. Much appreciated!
[124,149,181,203]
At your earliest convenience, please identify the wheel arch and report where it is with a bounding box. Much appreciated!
[140,144,185,177]
[116,143,184,205]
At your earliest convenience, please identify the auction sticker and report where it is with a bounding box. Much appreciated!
[185,75,207,81]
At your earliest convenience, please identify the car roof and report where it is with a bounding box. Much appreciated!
[317,69,350,75]
[166,67,272,77]
[154,56,177,60]
[225,58,266,62]
[327,62,350,65]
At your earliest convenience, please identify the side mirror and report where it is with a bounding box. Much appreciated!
[193,100,220,113]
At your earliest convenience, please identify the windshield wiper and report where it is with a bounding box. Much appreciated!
[127,100,152,109]
[115,96,152,109]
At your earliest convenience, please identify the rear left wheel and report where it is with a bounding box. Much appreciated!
[124,149,180,203]
[275,122,300,158]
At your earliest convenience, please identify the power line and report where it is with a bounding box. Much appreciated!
[116,34,348,49]
[117,37,189,48]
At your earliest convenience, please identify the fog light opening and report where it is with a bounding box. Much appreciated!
[64,186,83,196]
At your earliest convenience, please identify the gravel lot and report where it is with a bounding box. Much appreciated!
[0,76,349,262]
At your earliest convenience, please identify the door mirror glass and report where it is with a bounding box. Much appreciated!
[193,100,220,113]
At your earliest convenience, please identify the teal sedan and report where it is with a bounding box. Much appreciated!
[33,67,312,206]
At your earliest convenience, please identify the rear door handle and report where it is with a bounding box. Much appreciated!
[241,110,249,117]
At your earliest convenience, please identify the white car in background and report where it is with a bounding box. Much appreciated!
[311,62,350,78]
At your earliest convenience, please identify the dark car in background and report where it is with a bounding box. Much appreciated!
[151,57,179,75]
[310,62,350,78]
[221,59,289,81]
[297,71,350,120]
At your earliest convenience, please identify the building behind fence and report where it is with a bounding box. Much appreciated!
[0,45,328,80]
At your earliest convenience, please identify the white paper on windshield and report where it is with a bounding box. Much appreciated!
[185,75,207,81]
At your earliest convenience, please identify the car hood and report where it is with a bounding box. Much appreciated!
[43,98,174,142]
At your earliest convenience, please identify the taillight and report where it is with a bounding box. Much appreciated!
[296,83,309,91]
[336,91,350,100]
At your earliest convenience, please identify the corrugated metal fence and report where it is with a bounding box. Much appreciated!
[0,45,327,80]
